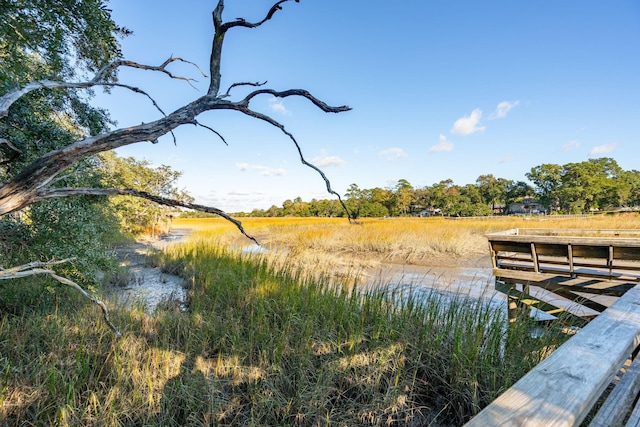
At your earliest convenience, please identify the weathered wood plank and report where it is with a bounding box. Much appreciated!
[495,281,589,326]
[535,243,569,257]
[464,285,640,427]
[494,268,640,292]
[492,241,535,253]
[625,397,640,427]
[487,229,640,249]
[588,356,640,427]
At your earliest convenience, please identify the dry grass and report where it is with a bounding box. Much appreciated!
[3,213,636,425]
[173,214,640,281]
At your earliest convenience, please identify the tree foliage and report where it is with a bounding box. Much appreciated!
[245,158,640,218]
[0,0,352,318]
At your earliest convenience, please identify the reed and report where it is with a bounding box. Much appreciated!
[0,238,570,425]
[173,214,640,282]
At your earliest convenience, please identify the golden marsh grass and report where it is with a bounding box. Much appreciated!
[2,214,638,425]
[173,214,640,281]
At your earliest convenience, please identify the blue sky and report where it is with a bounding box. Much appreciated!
[94,0,640,212]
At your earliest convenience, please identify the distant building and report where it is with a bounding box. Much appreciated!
[418,208,442,217]
[507,197,546,215]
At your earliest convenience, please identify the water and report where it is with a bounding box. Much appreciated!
[108,230,190,313]
[107,265,186,313]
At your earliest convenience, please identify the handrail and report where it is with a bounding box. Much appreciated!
[464,284,640,426]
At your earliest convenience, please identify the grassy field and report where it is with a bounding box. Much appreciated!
[1,213,638,425]
[172,213,640,281]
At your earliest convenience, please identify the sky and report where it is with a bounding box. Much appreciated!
[93,0,640,213]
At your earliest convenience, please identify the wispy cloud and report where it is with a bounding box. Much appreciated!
[589,143,618,156]
[451,108,484,135]
[310,154,345,168]
[429,134,454,152]
[561,140,580,151]
[378,147,408,161]
[227,189,266,196]
[236,162,286,176]
[268,97,289,115]
[197,189,271,213]
[498,156,514,164]
[489,100,520,119]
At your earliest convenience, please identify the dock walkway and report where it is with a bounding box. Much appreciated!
[465,229,640,426]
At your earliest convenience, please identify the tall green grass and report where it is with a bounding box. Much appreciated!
[0,240,569,426]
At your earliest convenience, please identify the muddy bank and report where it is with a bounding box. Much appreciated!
[106,229,191,313]
[108,227,499,314]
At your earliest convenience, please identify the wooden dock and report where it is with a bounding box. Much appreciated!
[487,228,640,326]
[464,229,640,426]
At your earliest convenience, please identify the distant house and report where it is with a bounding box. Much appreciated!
[418,208,442,217]
[507,197,546,215]
[492,203,506,215]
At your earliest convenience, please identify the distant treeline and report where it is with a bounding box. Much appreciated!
[187,157,639,218]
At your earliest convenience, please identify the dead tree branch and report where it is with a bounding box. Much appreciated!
[0,259,120,336]
[1,0,351,229]
[36,187,258,244]
[222,81,267,98]
[209,0,296,95]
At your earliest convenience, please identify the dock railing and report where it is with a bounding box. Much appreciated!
[487,228,640,326]
[465,229,640,425]
[465,283,640,426]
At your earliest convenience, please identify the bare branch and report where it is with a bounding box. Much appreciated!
[221,0,296,31]
[1,80,164,119]
[209,0,297,95]
[0,259,120,336]
[0,57,204,119]
[111,58,207,90]
[242,88,351,113]
[49,272,120,336]
[223,81,267,98]
[0,258,75,274]
[94,57,207,84]
[194,120,229,145]
[36,187,259,244]
[1,1,351,226]
[0,138,22,155]
[0,137,22,166]
[228,106,354,221]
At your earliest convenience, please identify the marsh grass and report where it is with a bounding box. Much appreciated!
[172,214,640,284]
[6,215,634,425]
[1,238,570,426]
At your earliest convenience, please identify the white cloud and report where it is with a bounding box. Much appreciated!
[429,134,454,152]
[589,143,618,156]
[378,147,408,161]
[561,140,580,151]
[196,189,272,213]
[490,100,520,119]
[236,162,286,176]
[311,154,345,168]
[227,189,266,196]
[451,108,485,135]
[268,97,289,114]
[498,156,514,164]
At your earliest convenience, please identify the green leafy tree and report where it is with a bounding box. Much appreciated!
[0,0,351,327]
[0,0,128,284]
[504,180,534,212]
[344,183,363,218]
[476,174,503,211]
[621,170,640,207]
[557,158,623,212]
[98,152,192,236]
[526,163,563,211]
[392,179,413,216]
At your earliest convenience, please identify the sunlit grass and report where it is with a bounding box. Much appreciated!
[4,214,637,425]
[173,214,640,281]
[0,239,571,425]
